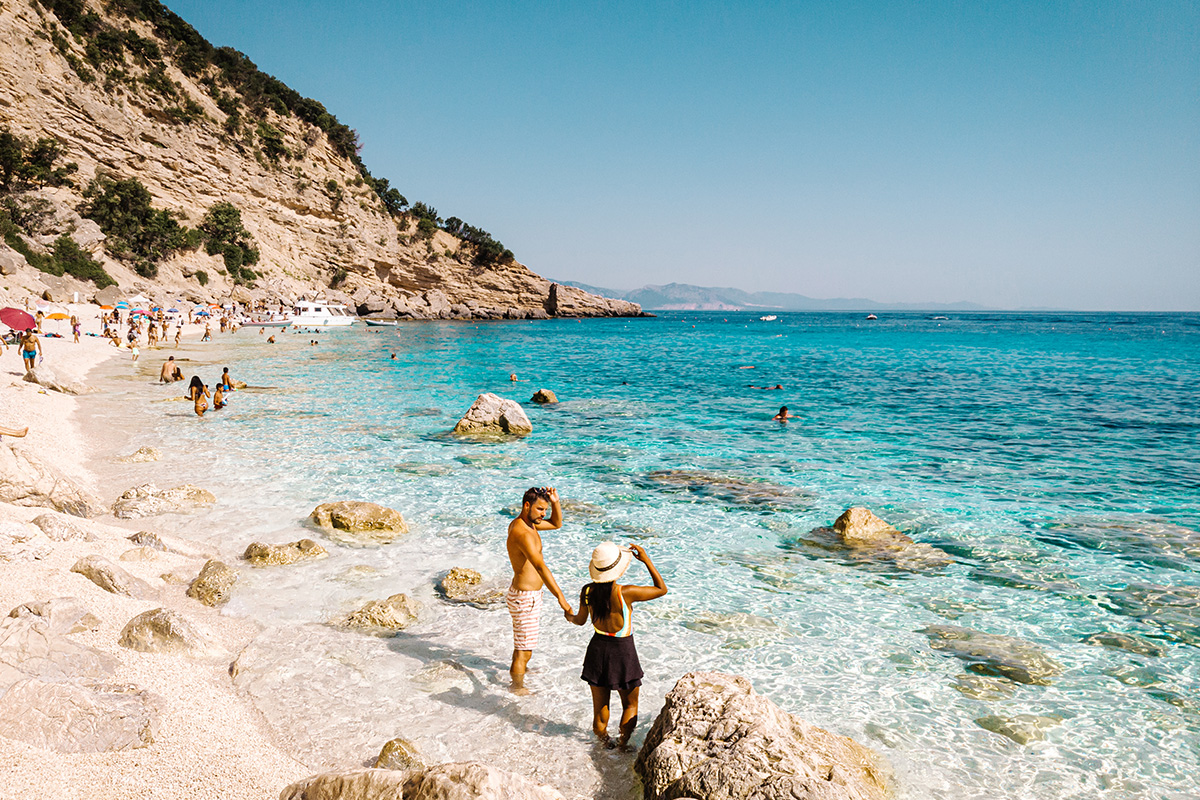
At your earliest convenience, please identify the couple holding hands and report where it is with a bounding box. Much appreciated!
[506,486,668,750]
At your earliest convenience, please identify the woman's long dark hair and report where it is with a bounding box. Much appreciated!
[584,581,614,622]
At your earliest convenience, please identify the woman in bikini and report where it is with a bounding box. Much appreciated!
[568,541,667,749]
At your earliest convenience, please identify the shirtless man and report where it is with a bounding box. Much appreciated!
[506,486,572,693]
[159,356,183,383]
[19,330,41,372]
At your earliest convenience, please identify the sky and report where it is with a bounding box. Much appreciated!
[164,0,1199,310]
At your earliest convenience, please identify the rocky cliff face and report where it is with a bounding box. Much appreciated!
[0,0,642,319]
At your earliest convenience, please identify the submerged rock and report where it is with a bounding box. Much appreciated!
[1100,583,1200,647]
[1081,631,1167,657]
[374,736,424,770]
[636,671,892,800]
[112,483,216,519]
[281,763,565,800]
[974,714,1061,745]
[453,393,533,435]
[0,678,160,752]
[642,469,809,512]
[0,443,105,517]
[31,513,92,542]
[1043,518,1200,571]
[187,560,238,606]
[530,388,558,404]
[311,500,409,546]
[437,567,506,607]
[337,594,421,635]
[127,530,170,552]
[951,674,1017,700]
[922,624,1062,685]
[115,446,161,463]
[244,538,328,566]
[70,555,153,599]
[119,608,218,657]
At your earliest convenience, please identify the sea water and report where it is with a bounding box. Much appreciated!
[85,312,1200,799]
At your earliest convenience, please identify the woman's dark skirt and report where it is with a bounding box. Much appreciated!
[581,633,643,691]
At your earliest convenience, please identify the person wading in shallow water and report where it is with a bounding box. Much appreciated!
[568,542,667,750]
[505,486,572,694]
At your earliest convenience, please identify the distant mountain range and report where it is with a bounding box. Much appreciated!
[557,281,989,312]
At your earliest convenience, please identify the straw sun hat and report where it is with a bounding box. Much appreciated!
[589,541,632,582]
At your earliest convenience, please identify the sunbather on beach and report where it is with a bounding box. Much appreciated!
[505,486,572,694]
[568,542,667,750]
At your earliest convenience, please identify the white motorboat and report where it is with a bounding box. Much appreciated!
[759,315,778,321]
[289,300,356,328]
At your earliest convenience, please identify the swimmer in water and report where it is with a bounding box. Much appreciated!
[773,406,790,421]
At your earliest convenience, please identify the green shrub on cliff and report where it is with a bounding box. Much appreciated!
[0,128,78,192]
[79,174,191,269]
[199,201,259,284]
[52,235,117,287]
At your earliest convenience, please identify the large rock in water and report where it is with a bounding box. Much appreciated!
[0,442,105,517]
[530,388,558,404]
[70,555,154,599]
[280,763,566,800]
[635,672,892,800]
[118,608,219,657]
[922,624,1062,685]
[244,539,328,566]
[790,507,953,572]
[311,501,409,546]
[186,559,238,606]
[453,393,532,435]
[374,736,424,770]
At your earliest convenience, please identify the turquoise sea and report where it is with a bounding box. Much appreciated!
[89,311,1200,800]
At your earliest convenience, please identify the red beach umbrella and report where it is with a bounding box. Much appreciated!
[0,307,36,331]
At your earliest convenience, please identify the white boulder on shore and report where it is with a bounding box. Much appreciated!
[0,441,105,517]
[635,671,892,800]
[453,393,532,435]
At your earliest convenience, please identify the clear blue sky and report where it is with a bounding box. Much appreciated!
[166,0,1199,310]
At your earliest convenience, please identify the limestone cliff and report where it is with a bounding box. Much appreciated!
[0,0,642,319]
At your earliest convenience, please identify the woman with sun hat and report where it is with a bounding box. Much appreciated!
[568,541,667,749]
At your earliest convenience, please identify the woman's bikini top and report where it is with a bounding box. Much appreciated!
[589,585,633,638]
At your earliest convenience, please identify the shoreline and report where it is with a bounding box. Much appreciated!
[0,314,308,800]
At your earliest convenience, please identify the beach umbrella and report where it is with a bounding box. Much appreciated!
[46,312,70,320]
[99,305,114,310]
[195,310,211,317]
[167,308,179,313]
[0,307,36,331]
[115,301,130,309]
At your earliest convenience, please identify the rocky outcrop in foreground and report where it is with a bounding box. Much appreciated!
[0,604,160,752]
[280,762,565,800]
[635,671,891,800]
